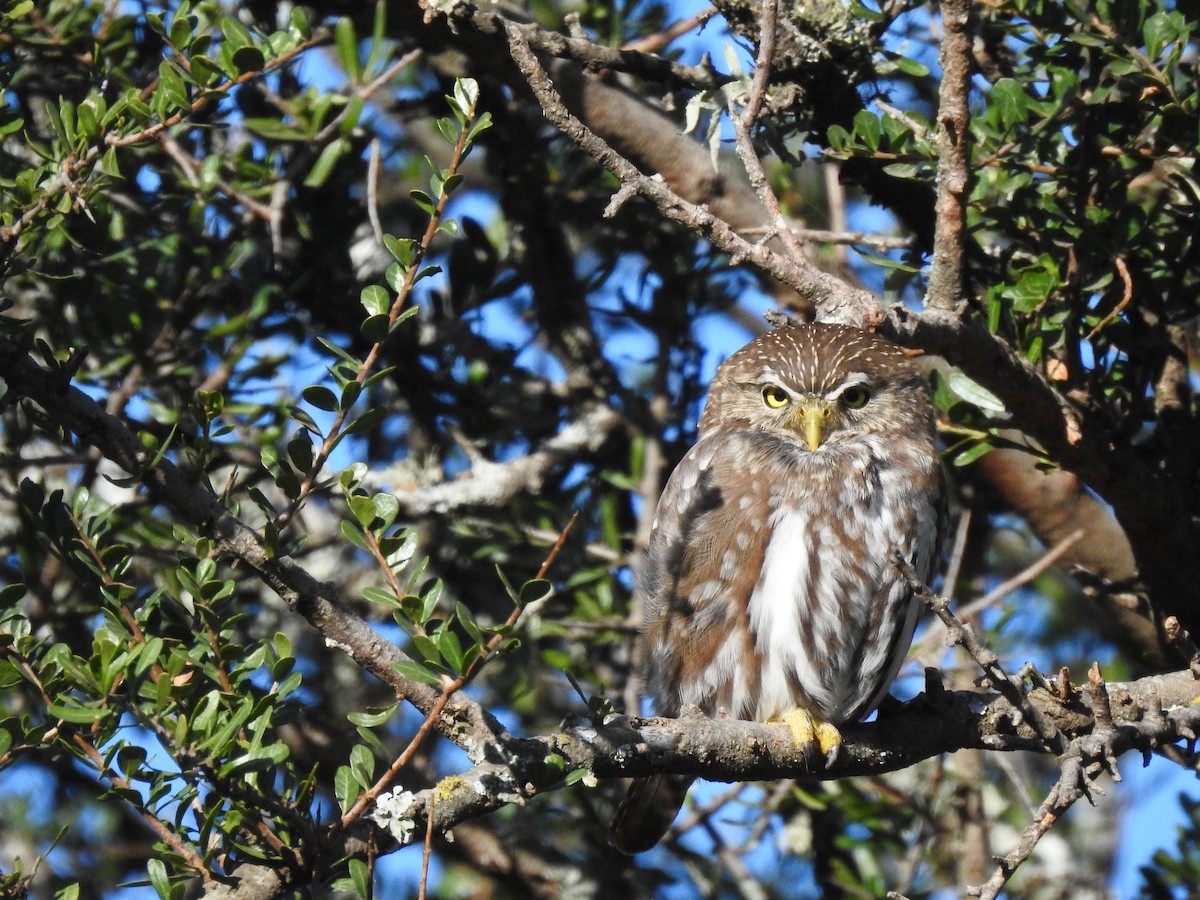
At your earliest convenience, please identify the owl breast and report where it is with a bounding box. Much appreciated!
[677,433,941,726]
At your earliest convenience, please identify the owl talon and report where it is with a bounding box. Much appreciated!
[776,708,842,768]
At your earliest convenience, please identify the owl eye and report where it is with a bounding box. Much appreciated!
[839,384,871,409]
[762,385,790,409]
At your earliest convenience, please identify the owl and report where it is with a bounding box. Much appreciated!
[610,321,944,855]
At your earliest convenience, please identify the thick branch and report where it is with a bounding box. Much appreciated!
[365,667,1200,851]
[925,0,972,311]
[384,404,622,517]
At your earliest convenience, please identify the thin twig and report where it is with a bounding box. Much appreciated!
[942,506,973,603]
[970,756,1087,899]
[1,32,327,255]
[728,0,814,268]
[367,137,385,248]
[0,644,213,880]
[1085,256,1133,339]
[418,792,435,900]
[963,529,1084,618]
[912,528,1084,660]
[275,81,479,531]
[502,21,880,320]
[621,8,717,55]
[896,554,1067,755]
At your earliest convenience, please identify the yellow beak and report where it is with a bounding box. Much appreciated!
[793,397,834,450]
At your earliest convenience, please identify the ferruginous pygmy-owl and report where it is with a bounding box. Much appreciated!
[610,321,945,855]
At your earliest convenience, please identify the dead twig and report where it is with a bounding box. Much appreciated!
[1163,615,1200,679]
[912,528,1084,661]
[970,754,1088,899]
[896,553,1067,755]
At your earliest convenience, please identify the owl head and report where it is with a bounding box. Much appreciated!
[698,322,930,450]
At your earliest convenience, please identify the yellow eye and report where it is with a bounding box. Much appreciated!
[840,385,871,409]
[762,385,790,409]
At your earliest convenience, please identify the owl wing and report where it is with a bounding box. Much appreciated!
[612,431,769,855]
[638,430,771,719]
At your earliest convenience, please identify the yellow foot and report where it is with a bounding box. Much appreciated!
[774,708,842,768]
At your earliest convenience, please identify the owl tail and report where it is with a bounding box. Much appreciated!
[609,773,694,855]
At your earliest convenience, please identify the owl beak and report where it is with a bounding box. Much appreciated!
[793,397,834,450]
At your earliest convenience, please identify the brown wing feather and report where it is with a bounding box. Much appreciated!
[608,773,693,855]
[610,434,770,854]
[641,431,771,718]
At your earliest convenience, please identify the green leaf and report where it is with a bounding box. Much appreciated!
[383,235,417,267]
[888,53,929,77]
[361,313,389,342]
[947,373,1007,414]
[47,701,110,725]
[438,629,464,673]
[349,858,370,898]
[0,583,27,606]
[287,432,315,472]
[334,764,362,815]
[219,16,254,50]
[349,742,375,787]
[452,77,480,116]
[334,17,361,81]
[231,45,266,74]
[363,586,402,608]
[348,705,398,728]
[158,61,190,110]
[135,637,164,676]
[360,285,391,317]
[190,56,225,88]
[243,117,305,141]
[372,493,400,530]
[302,385,339,411]
[852,109,882,152]
[952,441,994,466]
[1143,11,1181,59]
[988,78,1028,130]
[349,494,377,528]
[290,6,311,36]
[519,578,553,606]
[339,520,372,552]
[393,660,442,686]
[304,138,350,188]
[147,858,171,900]
[410,190,437,215]
[455,601,484,648]
[412,633,439,663]
[826,123,851,152]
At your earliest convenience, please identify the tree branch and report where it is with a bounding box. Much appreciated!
[925,0,973,312]
[365,667,1200,851]
[378,404,622,517]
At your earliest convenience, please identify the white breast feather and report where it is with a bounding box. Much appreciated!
[745,447,935,724]
[747,508,830,721]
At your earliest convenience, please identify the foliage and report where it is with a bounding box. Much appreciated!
[1,0,1199,897]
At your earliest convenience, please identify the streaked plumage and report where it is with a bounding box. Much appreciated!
[610,321,944,855]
